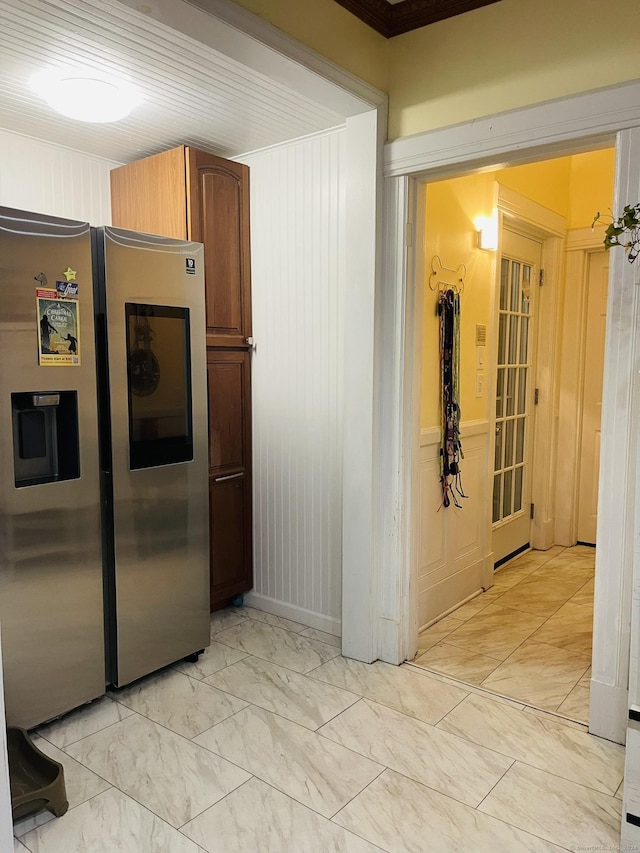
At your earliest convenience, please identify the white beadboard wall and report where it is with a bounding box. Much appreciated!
[417,420,490,630]
[0,128,118,224]
[240,128,346,635]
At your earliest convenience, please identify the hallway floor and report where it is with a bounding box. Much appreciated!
[413,546,594,722]
[14,596,621,852]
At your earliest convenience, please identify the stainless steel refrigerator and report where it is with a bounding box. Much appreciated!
[0,207,209,727]
[93,226,209,688]
[0,207,105,729]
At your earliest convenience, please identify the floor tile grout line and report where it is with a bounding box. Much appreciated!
[472,761,577,853]
[328,765,389,834]
[184,729,384,829]
[522,704,589,731]
[425,714,624,800]
[431,687,475,726]
[475,757,516,810]
[315,695,533,780]
[189,701,252,740]
[500,758,624,801]
[59,713,259,833]
[202,640,340,677]
[37,702,137,753]
[362,765,577,853]
[202,655,362,707]
[17,785,195,850]
[404,660,526,709]
[209,622,341,668]
[175,774,256,832]
[172,652,250,682]
[190,682,361,735]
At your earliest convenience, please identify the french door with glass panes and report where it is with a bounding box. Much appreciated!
[492,230,541,565]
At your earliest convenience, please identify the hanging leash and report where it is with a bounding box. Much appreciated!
[438,288,468,509]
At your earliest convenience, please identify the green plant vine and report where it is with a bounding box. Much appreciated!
[593,204,640,263]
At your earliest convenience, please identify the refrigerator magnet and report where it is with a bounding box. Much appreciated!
[37,297,80,366]
[56,280,79,298]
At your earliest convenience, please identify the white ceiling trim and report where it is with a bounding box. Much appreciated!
[182,0,386,112]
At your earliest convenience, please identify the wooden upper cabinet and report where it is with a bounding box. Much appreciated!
[110,147,188,240]
[110,145,252,347]
[187,149,252,347]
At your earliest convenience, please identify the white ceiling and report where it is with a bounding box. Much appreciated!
[0,0,357,164]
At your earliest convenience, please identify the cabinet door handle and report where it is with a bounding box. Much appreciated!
[214,472,244,483]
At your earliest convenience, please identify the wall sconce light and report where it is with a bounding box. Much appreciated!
[475,215,498,252]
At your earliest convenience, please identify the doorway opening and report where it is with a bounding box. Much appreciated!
[409,148,614,725]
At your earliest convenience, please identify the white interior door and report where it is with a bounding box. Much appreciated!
[577,251,608,545]
[492,229,542,565]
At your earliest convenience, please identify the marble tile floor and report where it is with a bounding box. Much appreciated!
[413,546,595,722]
[14,594,622,852]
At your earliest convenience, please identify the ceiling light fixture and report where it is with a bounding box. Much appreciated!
[30,67,141,124]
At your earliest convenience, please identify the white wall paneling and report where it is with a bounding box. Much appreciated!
[241,128,346,636]
[417,421,490,629]
[0,128,118,224]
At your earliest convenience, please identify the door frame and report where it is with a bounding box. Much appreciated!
[379,82,640,745]
[555,229,609,546]
[491,188,567,569]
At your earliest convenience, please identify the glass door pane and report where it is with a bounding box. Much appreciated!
[493,255,533,527]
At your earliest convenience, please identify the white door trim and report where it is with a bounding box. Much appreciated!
[555,229,607,546]
[380,83,640,744]
[495,186,567,554]
[384,81,640,178]
[589,126,640,743]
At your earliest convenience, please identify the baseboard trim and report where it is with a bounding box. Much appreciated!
[243,592,342,637]
[589,678,627,744]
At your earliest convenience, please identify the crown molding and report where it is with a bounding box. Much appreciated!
[334,0,502,38]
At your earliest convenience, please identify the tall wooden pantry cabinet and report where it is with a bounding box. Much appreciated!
[110,146,253,610]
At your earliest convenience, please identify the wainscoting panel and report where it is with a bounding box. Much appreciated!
[240,129,345,635]
[0,128,118,224]
[417,421,490,629]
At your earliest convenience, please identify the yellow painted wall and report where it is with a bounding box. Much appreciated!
[231,0,389,93]
[422,173,495,428]
[568,149,616,229]
[422,150,615,430]
[497,158,572,221]
[233,0,640,143]
[228,0,640,139]
[388,0,640,139]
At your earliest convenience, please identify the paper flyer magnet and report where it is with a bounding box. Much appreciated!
[37,297,80,366]
[56,280,79,298]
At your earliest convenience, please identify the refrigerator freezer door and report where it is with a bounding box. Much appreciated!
[0,207,105,728]
[97,227,209,687]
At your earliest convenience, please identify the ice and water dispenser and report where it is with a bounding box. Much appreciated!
[11,391,80,487]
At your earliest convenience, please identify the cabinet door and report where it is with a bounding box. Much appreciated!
[207,350,252,607]
[209,474,251,605]
[188,148,252,347]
